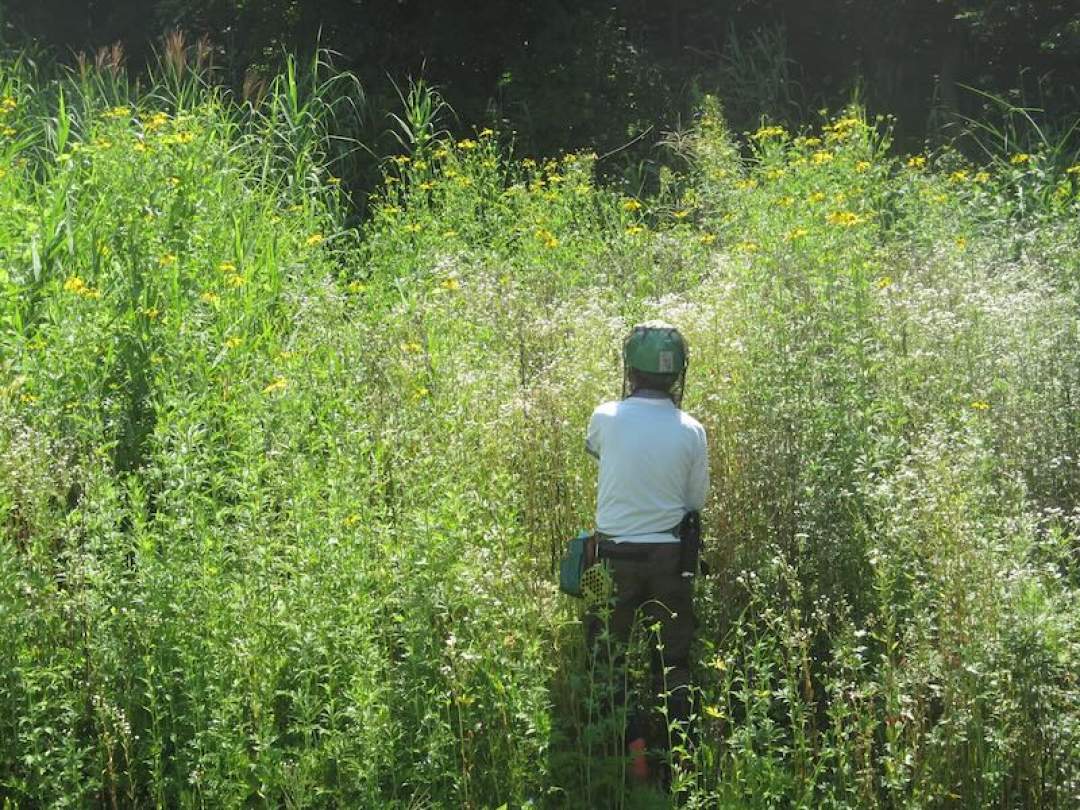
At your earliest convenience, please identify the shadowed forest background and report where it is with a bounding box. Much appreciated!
[5,1,1080,188]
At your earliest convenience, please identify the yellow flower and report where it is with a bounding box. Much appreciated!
[404,223,422,233]
[200,291,220,305]
[974,171,991,183]
[441,277,460,291]
[970,400,990,411]
[442,229,458,238]
[143,111,169,131]
[63,276,94,296]
[735,178,758,190]
[305,233,324,247]
[479,127,495,137]
[752,125,787,140]
[955,236,967,249]
[392,155,411,165]
[158,254,178,267]
[225,336,244,350]
[801,136,822,148]
[0,96,16,113]
[700,233,716,245]
[327,175,341,185]
[227,274,246,288]
[735,241,759,253]
[787,227,809,240]
[826,210,863,227]
[141,306,160,320]
[418,181,435,191]
[764,168,785,181]
[522,157,536,168]
[778,195,795,207]
[1010,153,1030,165]
[401,341,423,354]
[811,150,834,164]
[433,147,450,160]
[625,225,645,236]
[535,228,559,248]
[807,191,826,204]
[103,105,131,119]
[347,281,366,293]
[876,276,893,289]
[412,160,428,171]
[622,198,643,211]
[457,138,478,150]
[263,376,288,394]
[218,261,236,273]
[907,155,927,169]
[412,386,429,400]
[825,117,862,142]
[949,169,969,183]
[855,160,871,172]
[133,141,148,153]
[1065,164,1080,176]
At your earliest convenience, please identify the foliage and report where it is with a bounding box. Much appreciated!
[2,49,1080,809]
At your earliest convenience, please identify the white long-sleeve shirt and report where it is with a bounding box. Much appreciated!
[586,393,709,543]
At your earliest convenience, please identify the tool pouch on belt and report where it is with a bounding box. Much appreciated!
[678,510,702,578]
[559,530,597,597]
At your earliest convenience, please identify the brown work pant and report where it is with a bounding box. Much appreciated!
[585,542,695,743]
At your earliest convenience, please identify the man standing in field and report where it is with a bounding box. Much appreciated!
[585,320,709,784]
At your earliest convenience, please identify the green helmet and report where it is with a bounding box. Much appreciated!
[623,320,688,375]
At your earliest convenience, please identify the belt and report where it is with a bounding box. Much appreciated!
[595,530,680,562]
[595,526,680,543]
[596,540,652,561]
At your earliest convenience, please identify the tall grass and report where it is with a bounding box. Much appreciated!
[2,44,1080,808]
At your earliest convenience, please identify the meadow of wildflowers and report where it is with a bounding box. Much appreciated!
[1,51,1079,809]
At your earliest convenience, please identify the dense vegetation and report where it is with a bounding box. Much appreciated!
[2,38,1080,809]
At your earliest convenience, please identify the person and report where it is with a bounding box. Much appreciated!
[585,320,709,784]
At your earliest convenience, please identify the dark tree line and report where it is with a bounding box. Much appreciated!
[3,1,1079,157]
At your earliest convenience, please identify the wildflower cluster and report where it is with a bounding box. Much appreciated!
[62,275,101,298]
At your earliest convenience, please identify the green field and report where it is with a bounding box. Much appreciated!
[2,51,1080,808]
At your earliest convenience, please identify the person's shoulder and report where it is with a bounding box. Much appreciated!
[591,400,621,419]
[676,408,706,437]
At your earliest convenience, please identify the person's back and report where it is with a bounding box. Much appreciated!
[588,394,707,542]
[584,321,709,786]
